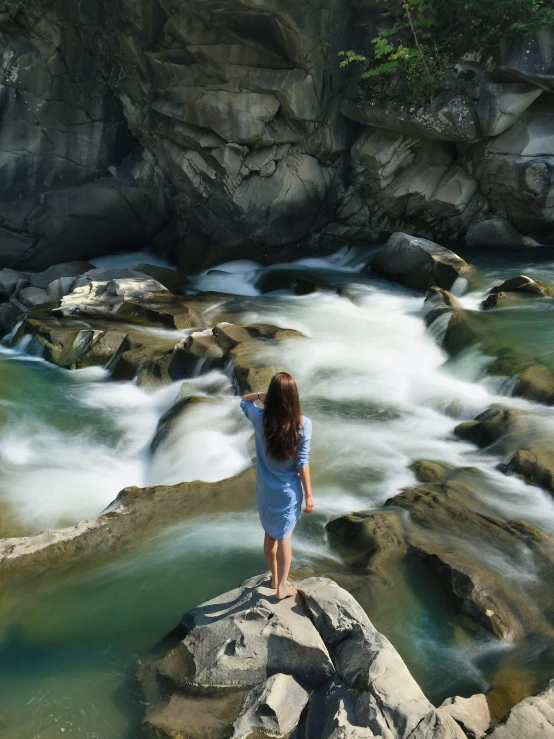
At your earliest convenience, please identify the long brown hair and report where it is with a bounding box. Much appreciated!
[263,372,303,462]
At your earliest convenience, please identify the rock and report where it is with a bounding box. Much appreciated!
[74,329,130,370]
[0,468,255,581]
[506,448,554,497]
[472,81,543,138]
[29,261,95,289]
[342,93,478,143]
[466,97,554,243]
[0,268,29,300]
[408,709,468,739]
[145,574,446,739]
[300,577,434,737]
[46,276,79,301]
[488,678,554,738]
[304,676,376,739]
[386,481,554,641]
[130,263,190,294]
[500,30,554,91]
[163,575,334,692]
[326,510,406,569]
[213,322,253,354]
[182,329,225,363]
[231,673,309,738]
[465,217,524,249]
[440,694,490,739]
[17,286,51,308]
[514,365,554,405]
[0,300,27,336]
[453,405,531,452]
[57,276,167,317]
[371,233,470,291]
[482,275,554,309]
[410,460,456,483]
[150,395,213,454]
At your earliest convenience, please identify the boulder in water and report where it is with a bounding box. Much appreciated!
[371,232,471,291]
[454,405,532,453]
[505,448,554,498]
[481,274,554,309]
[143,575,446,739]
[514,365,554,405]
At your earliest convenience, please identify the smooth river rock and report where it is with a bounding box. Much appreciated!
[371,233,470,291]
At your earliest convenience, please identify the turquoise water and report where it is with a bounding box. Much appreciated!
[2,247,554,736]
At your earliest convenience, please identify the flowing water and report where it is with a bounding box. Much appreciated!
[2,247,554,736]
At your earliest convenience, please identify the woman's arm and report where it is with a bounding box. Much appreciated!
[299,464,314,513]
[242,391,266,403]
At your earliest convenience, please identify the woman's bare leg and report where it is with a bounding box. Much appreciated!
[264,534,278,588]
[276,534,297,599]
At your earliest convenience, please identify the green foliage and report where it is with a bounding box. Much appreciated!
[156,32,183,62]
[340,0,554,102]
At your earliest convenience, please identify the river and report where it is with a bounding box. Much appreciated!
[1,246,554,737]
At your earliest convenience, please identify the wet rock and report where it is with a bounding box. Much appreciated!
[213,322,253,354]
[231,673,309,738]
[0,468,255,581]
[143,691,248,739]
[466,217,525,249]
[488,678,554,738]
[387,481,554,641]
[29,261,95,289]
[506,448,554,498]
[410,460,456,483]
[0,268,29,300]
[454,405,531,452]
[326,510,406,569]
[182,329,225,364]
[74,329,130,370]
[0,300,27,336]
[514,365,554,405]
[371,233,470,292]
[440,694,491,739]
[482,275,554,309]
[17,286,51,308]
[150,395,215,454]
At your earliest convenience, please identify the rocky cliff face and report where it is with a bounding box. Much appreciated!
[1,1,554,271]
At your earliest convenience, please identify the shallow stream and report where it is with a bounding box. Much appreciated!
[2,247,554,737]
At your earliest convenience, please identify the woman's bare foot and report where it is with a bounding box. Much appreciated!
[271,580,292,589]
[276,583,297,600]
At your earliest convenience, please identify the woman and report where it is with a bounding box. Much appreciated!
[241,372,314,600]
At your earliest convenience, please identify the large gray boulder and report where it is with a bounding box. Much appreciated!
[371,233,471,291]
[0,268,29,300]
[143,575,469,739]
[488,679,554,738]
[465,217,524,249]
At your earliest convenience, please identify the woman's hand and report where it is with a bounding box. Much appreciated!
[258,392,267,404]
[304,495,315,513]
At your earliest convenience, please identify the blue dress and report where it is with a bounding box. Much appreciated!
[241,400,312,540]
